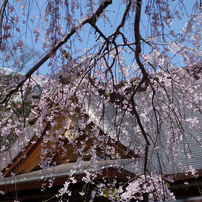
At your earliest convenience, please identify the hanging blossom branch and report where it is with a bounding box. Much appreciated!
[131,0,150,174]
[0,0,8,47]
[0,0,112,105]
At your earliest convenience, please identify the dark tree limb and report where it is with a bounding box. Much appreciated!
[131,99,150,174]
[90,23,110,43]
[134,0,148,77]
[133,0,150,174]
[114,0,132,35]
[0,0,8,46]
[108,0,132,41]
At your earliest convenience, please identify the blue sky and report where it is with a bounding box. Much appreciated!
[2,0,199,75]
